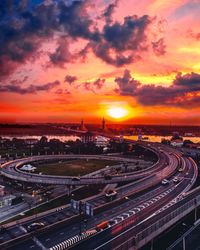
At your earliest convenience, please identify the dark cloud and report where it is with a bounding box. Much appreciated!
[49,37,73,67]
[10,76,28,85]
[0,0,161,79]
[64,75,78,84]
[83,82,93,92]
[115,69,141,95]
[81,78,105,92]
[90,15,151,67]
[174,72,200,90]
[55,88,71,95]
[93,78,105,89]
[57,1,99,41]
[115,70,200,107]
[103,0,118,24]
[0,80,60,94]
[152,38,166,56]
[0,0,59,79]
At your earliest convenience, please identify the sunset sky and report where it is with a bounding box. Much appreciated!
[0,0,200,124]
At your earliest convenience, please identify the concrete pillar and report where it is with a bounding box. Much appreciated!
[183,237,186,250]
[150,239,154,250]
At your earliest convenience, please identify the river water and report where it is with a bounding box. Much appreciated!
[1,134,200,143]
[125,135,200,143]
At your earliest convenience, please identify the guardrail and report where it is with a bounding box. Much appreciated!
[0,151,162,185]
[91,157,199,250]
[0,145,181,249]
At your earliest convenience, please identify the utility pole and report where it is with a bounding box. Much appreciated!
[194,198,197,222]
[79,201,82,235]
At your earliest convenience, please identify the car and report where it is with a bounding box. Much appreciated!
[27,222,45,231]
[96,221,109,231]
[173,177,180,183]
[104,174,112,180]
[46,191,52,194]
[72,177,80,181]
[105,190,117,201]
[178,168,184,172]
[161,179,169,185]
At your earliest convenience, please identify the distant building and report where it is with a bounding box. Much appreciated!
[80,119,87,131]
[95,136,110,147]
[0,185,5,196]
[25,138,39,145]
[171,139,183,147]
[20,164,36,171]
[0,195,15,208]
[184,133,194,137]
[81,132,95,143]
[119,135,124,142]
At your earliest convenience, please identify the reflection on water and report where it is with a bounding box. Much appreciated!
[2,135,200,144]
[125,135,200,143]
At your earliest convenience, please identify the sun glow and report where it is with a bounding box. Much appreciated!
[107,107,128,119]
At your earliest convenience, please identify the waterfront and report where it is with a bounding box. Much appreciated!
[125,135,200,144]
[0,135,80,142]
[1,134,200,144]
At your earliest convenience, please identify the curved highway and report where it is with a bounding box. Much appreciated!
[0,142,198,250]
[0,148,167,185]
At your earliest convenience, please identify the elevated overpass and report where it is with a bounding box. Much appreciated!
[0,143,198,250]
[0,145,168,185]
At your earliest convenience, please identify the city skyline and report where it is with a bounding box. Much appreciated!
[0,0,200,125]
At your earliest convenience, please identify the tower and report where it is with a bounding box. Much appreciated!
[80,119,87,131]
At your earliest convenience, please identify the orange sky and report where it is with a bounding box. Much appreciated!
[0,0,200,124]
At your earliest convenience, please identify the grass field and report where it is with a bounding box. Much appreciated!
[33,159,118,176]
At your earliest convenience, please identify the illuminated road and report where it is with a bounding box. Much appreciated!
[1,151,163,185]
[0,143,198,250]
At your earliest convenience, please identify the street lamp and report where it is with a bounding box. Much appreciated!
[79,200,83,235]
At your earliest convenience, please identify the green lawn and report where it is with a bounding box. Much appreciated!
[33,159,118,176]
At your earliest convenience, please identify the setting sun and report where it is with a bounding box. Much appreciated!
[107,107,128,119]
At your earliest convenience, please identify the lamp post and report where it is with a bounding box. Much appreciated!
[79,200,83,236]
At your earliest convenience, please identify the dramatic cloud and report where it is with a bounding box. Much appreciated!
[174,72,200,90]
[115,70,200,107]
[0,0,158,79]
[152,38,166,56]
[103,0,119,24]
[0,0,59,79]
[64,75,78,84]
[81,78,105,92]
[115,69,141,95]
[93,78,105,89]
[0,80,60,95]
[49,37,73,67]
[55,88,71,95]
[91,15,152,66]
